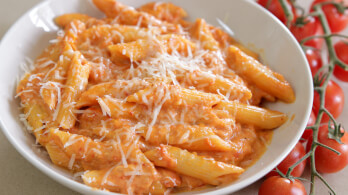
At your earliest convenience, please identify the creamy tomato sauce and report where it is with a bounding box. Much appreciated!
[16,0,293,194]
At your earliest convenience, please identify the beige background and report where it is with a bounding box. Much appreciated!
[0,0,347,194]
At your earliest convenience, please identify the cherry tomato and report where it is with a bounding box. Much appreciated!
[333,41,348,82]
[259,176,306,195]
[257,0,297,24]
[313,80,344,122]
[305,49,323,77]
[311,0,348,33]
[300,110,316,142]
[266,142,306,177]
[307,125,348,173]
[290,16,324,49]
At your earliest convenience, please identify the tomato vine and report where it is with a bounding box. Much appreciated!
[278,0,348,194]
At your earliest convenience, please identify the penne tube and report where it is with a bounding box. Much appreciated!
[96,96,145,119]
[40,20,86,110]
[16,73,51,143]
[78,24,161,49]
[34,43,62,68]
[92,0,179,32]
[138,2,187,23]
[40,48,73,110]
[126,84,223,107]
[77,82,116,108]
[45,142,83,171]
[149,180,167,195]
[144,145,244,185]
[248,84,276,106]
[140,124,233,151]
[56,52,90,129]
[230,42,260,60]
[190,19,219,51]
[226,46,295,103]
[209,25,235,49]
[92,0,131,18]
[156,168,182,188]
[180,175,205,189]
[76,79,149,108]
[214,101,288,129]
[108,34,195,65]
[47,129,124,170]
[179,70,252,102]
[55,13,92,27]
[82,148,157,194]
[108,39,161,65]
[82,163,156,194]
[159,34,196,56]
[23,103,49,143]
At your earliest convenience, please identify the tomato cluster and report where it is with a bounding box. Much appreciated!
[257,0,348,194]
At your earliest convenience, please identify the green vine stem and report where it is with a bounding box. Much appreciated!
[279,0,294,28]
[276,1,348,195]
[300,34,348,44]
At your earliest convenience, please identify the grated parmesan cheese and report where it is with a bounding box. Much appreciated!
[68,154,76,170]
[97,97,111,117]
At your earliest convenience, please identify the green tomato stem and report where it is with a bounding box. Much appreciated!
[278,0,294,28]
[274,1,348,195]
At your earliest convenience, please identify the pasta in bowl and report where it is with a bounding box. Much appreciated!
[0,0,312,194]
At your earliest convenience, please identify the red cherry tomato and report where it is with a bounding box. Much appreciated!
[305,49,323,77]
[333,41,348,82]
[259,176,306,195]
[300,110,316,142]
[266,142,306,177]
[311,0,348,33]
[257,0,297,24]
[290,16,324,49]
[313,80,344,122]
[307,125,348,173]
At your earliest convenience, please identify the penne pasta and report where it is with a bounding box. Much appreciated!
[46,128,126,170]
[156,168,182,188]
[126,84,223,107]
[108,34,195,65]
[139,124,233,151]
[108,39,160,65]
[96,96,143,119]
[138,2,187,23]
[226,46,295,103]
[55,13,92,27]
[23,103,49,143]
[45,142,83,171]
[92,0,180,33]
[82,148,157,194]
[178,70,252,102]
[76,79,149,108]
[190,19,219,51]
[215,101,288,129]
[82,164,156,194]
[149,180,167,195]
[56,52,90,129]
[78,24,161,49]
[40,20,86,110]
[145,145,244,185]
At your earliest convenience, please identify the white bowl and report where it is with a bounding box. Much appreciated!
[0,0,313,194]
